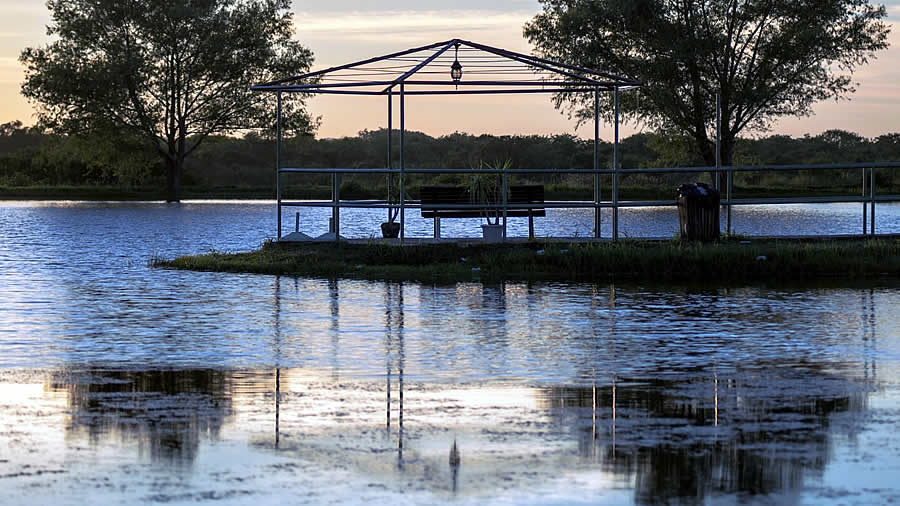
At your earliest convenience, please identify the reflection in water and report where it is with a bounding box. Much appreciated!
[48,369,234,466]
[384,281,406,468]
[449,439,460,493]
[273,275,283,449]
[248,277,889,503]
[21,362,874,504]
[540,364,871,504]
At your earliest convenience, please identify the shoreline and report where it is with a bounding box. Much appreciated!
[151,237,900,284]
[2,184,884,202]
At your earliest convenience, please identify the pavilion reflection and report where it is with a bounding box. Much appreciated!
[383,281,406,468]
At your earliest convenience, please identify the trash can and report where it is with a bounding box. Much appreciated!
[677,183,720,241]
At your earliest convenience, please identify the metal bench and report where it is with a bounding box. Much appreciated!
[419,184,545,239]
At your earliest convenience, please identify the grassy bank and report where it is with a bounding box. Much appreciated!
[152,237,900,284]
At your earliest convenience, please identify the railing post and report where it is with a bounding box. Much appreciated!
[276,91,282,240]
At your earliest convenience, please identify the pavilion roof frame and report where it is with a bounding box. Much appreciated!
[255,39,642,243]
[251,38,642,95]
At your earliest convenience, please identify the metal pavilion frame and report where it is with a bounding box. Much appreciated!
[251,38,642,241]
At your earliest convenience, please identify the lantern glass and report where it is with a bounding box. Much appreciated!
[450,60,462,82]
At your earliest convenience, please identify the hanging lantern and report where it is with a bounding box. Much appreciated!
[450,59,462,82]
[450,43,462,83]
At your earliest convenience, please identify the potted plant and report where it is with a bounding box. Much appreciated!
[469,159,510,242]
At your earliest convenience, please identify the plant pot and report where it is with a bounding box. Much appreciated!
[381,221,401,238]
[481,224,503,242]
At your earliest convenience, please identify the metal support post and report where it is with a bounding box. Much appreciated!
[717,93,731,235]
[332,172,340,241]
[613,87,619,241]
[502,170,508,240]
[726,169,732,235]
[387,92,393,223]
[870,167,876,235]
[594,87,601,239]
[862,167,867,235]
[715,93,721,192]
[400,84,406,243]
[276,91,282,239]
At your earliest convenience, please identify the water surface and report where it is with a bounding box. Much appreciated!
[1,201,899,505]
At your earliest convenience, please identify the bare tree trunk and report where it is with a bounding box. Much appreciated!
[165,157,181,202]
[696,135,721,187]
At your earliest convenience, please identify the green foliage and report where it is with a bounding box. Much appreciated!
[0,121,158,187]
[20,0,315,200]
[524,0,891,167]
[3,125,900,195]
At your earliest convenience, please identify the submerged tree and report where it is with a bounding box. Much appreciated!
[21,0,315,201]
[524,0,890,168]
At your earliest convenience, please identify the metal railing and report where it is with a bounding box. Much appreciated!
[276,162,900,241]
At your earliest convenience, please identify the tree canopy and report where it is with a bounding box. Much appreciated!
[21,0,314,201]
[524,0,891,167]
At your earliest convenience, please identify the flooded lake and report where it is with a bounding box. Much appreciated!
[1,201,900,505]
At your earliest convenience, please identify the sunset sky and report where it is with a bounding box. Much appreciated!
[1,0,898,140]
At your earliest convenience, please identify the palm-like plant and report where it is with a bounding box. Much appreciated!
[469,159,511,226]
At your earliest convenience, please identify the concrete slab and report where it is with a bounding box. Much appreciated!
[280,231,313,242]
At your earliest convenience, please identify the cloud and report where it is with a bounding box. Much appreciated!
[295,9,534,39]
[294,8,540,66]
[294,0,539,14]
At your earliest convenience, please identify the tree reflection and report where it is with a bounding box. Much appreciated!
[48,369,233,466]
[539,364,871,504]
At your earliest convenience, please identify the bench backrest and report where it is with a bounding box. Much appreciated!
[420,184,545,218]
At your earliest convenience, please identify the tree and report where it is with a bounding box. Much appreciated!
[21,0,315,201]
[524,0,890,169]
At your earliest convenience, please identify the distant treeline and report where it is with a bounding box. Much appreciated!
[2,120,899,195]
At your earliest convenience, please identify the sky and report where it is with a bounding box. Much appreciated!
[1,0,899,140]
